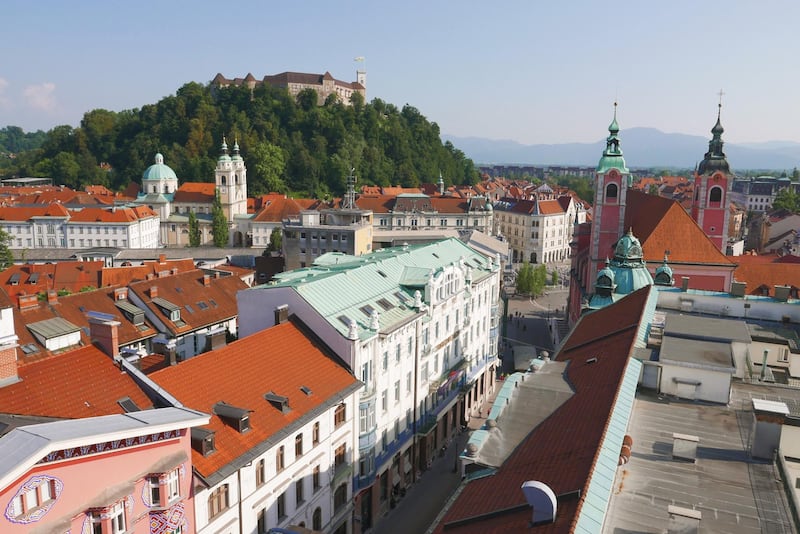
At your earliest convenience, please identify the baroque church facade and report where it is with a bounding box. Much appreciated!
[135,140,250,247]
[567,105,737,324]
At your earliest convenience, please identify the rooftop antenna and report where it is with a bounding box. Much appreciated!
[342,168,357,209]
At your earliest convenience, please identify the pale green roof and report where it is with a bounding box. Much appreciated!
[261,238,497,340]
[142,153,177,181]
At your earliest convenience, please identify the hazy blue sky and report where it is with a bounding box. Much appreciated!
[4,1,799,145]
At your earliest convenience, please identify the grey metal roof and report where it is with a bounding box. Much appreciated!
[152,297,181,312]
[471,361,573,468]
[27,317,81,340]
[115,300,146,318]
[660,335,735,370]
[664,314,751,343]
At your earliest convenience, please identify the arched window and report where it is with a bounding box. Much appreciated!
[313,508,322,530]
[220,176,227,185]
[235,174,239,184]
[709,186,723,207]
[605,183,618,203]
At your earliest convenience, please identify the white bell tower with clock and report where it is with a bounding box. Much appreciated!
[214,137,248,221]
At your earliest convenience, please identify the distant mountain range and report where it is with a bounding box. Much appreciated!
[444,128,800,171]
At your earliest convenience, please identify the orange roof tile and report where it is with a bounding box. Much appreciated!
[624,190,734,266]
[99,258,196,287]
[68,206,157,223]
[0,203,70,221]
[0,345,154,418]
[733,256,800,296]
[0,261,104,299]
[149,320,360,479]
[537,199,565,215]
[128,270,247,335]
[174,182,216,203]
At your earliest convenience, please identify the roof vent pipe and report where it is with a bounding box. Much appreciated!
[520,481,557,525]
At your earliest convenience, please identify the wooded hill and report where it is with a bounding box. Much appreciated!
[0,83,478,198]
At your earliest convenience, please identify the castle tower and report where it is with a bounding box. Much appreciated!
[691,103,732,252]
[215,137,248,221]
[589,103,631,290]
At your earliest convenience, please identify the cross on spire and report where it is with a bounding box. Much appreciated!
[717,89,725,111]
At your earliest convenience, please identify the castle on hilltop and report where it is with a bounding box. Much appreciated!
[212,68,366,106]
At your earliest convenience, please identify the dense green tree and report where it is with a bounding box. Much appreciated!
[266,228,282,253]
[772,187,800,214]
[211,193,228,247]
[516,262,534,295]
[249,141,287,195]
[188,211,200,247]
[0,228,13,271]
[2,81,478,198]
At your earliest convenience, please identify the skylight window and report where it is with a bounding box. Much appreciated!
[337,315,352,327]
[377,298,395,311]
[209,298,218,308]
[197,301,208,310]
[185,304,194,314]
[20,343,39,354]
[359,305,376,317]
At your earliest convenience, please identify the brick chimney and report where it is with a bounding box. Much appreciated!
[0,344,19,387]
[114,287,128,301]
[203,274,211,287]
[158,253,166,264]
[150,286,158,299]
[46,290,58,305]
[18,294,38,310]
[89,316,120,359]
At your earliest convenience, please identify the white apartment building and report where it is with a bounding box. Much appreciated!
[143,319,362,534]
[493,195,586,265]
[0,204,160,250]
[237,238,501,530]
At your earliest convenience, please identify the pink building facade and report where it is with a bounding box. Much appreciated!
[0,408,208,534]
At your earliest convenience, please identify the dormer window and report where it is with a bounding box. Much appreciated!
[191,427,216,456]
[265,391,291,414]
[213,402,251,433]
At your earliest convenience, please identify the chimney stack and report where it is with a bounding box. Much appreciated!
[274,304,289,325]
[47,290,58,305]
[150,286,158,299]
[203,274,211,287]
[681,277,690,292]
[89,316,120,359]
[114,287,128,301]
[18,294,38,310]
[158,253,166,264]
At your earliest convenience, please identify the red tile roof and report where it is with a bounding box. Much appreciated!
[174,182,216,203]
[99,258,196,287]
[0,203,70,220]
[149,319,360,479]
[538,199,565,215]
[128,270,247,335]
[67,205,157,223]
[624,190,734,266]
[0,345,153,418]
[0,261,104,299]
[434,286,651,534]
[733,255,800,296]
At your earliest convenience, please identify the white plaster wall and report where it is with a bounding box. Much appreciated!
[659,364,731,404]
[780,424,800,459]
[657,289,800,323]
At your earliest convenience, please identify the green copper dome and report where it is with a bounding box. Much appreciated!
[698,104,730,175]
[654,255,674,286]
[142,153,177,181]
[218,138,232,163]
[597,103,629,174]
